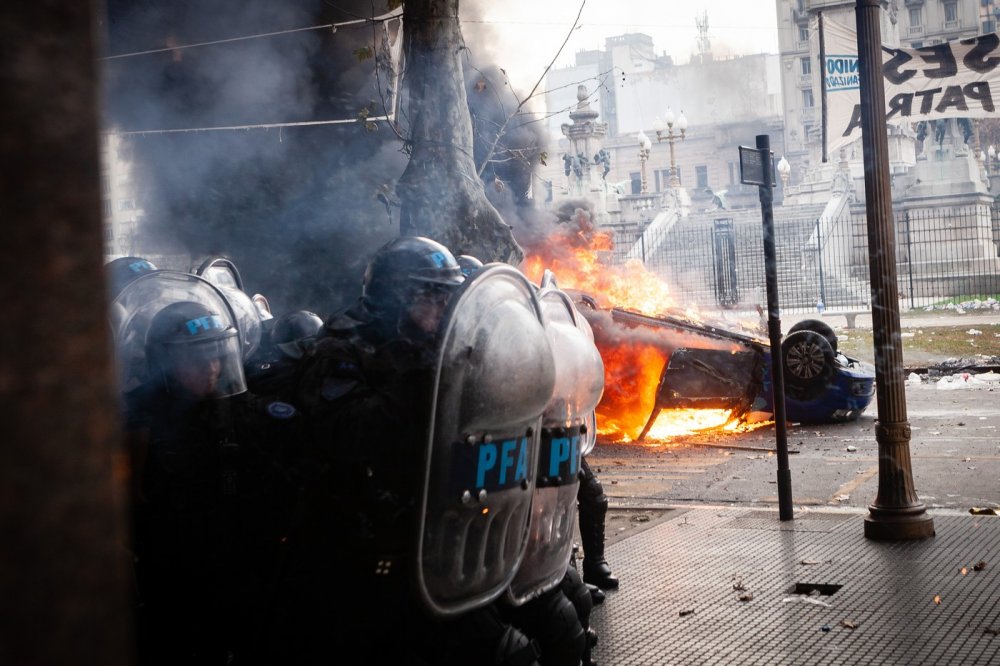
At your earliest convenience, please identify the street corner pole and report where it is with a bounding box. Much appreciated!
[854,0,934,540]
[755,134,793,521]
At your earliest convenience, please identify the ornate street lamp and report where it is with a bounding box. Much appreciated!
[652,108,688,188]
[777,156,791,189]
[637,130,652,193]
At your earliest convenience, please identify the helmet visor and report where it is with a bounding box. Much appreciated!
[161,334,247,398]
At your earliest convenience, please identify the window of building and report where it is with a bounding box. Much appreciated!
[944,2,958,23]
[909,7,922,26]
[802,88,815,108]
[728,161,737,185]
[102,200,112,217]
[630,172,641,195]
[696,166,709,189]
[119,199,136,211]
[800,57,811,76]
[798,26,809,43]
[984,19,996,33]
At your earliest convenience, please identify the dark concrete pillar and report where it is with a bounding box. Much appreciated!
[854,0,935,540]
[0,3,132,663]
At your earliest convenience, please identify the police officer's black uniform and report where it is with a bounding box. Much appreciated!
[125,301,302,665]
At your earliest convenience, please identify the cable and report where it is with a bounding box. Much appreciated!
[106,116,394,136]
[100,6,402,61]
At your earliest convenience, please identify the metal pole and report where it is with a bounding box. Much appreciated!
[905,211,915,310]
[855,0,934,540]
[817,217,827,307]
[757,134,793,521]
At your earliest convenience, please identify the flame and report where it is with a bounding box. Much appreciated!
[521,213,753,442]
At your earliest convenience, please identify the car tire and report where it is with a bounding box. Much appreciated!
[788,318,838,353]
[781,330,835,400]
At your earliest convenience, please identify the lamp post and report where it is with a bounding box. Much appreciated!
[637,130,652,193]
[652,108,688,188]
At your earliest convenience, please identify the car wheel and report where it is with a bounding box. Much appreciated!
[781,330,835,400]
[788,318,838,353]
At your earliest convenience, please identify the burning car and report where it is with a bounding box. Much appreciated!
[570,296,875,442]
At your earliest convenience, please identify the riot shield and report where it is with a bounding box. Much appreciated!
[194,257,262,358]
[109,270,243,394]
[506,277,606,606]
[415,264,556,618]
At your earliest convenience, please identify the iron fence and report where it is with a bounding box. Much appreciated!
[606,203,1000,313]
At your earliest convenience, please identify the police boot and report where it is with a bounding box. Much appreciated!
[578,499,619,590]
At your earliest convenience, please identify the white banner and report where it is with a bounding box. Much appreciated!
[814,16,1000,155]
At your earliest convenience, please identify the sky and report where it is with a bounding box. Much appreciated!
[467,0,782,93]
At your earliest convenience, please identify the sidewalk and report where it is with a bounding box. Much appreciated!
[590,507,1000,665]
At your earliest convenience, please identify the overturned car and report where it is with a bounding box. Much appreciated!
[569,295,875,441]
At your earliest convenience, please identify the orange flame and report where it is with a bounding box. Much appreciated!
[521,213,750,443]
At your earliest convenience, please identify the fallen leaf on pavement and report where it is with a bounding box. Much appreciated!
[839,620,857,630]
[800,559,821,565]
[738,593,753,602]
[975,561,988,571]
[679,609,695,617]
[970,508,997,515]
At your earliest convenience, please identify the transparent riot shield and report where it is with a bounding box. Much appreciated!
[194,257,262,358]
[506,274,606,605]
[415,264,556,618]
[109,270,242,394]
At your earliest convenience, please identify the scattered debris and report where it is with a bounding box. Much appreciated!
[839,619,857,630]
[630,513,651,523]
[679,609,695,617]
[984,627,999,637]
[738,593,753,602]
[934,595,942,605]
[961,567,968,576]
[846,446,857,452]
[975,561,988,571]
[969,508,997,516]
[732,577,746,592]
[820,624,831,632]
[782,595,832,608]
[800,559,822,565]
[832,495,850,503]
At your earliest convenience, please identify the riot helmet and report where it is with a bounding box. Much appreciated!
[106,256,158,299]
[144,301,247,398]
[270,310,323,359]
[361,236,464,337]
[456,254,484,278]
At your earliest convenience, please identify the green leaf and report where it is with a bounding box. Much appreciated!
[354,46,374,62]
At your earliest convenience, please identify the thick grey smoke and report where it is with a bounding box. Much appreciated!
[101,0,567,315]
[102,0,406,314]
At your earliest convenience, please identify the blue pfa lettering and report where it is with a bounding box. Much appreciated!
[476,437,529,488]
[548,435,580,478]
[185,314,224,335]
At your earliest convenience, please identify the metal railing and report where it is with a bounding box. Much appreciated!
[606,204,1000,313]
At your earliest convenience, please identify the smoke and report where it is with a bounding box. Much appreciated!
[100,0,571,316]
[102,0,406,314]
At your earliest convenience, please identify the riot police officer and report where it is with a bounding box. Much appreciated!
[126,299,302,665]
[245,309,323,398]
[272,236,540,665]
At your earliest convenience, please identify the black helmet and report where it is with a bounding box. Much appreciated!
[270,310,323,359]
[106,256,157,298]
[144,301,247,398]
[362,236,464,313]
[456,254,484,278]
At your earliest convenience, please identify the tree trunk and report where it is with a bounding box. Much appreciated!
[397,0,524,264]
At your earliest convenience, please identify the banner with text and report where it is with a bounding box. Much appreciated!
[814,16,1000,155]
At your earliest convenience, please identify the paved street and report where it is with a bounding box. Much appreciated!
[582,313,1000,663]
